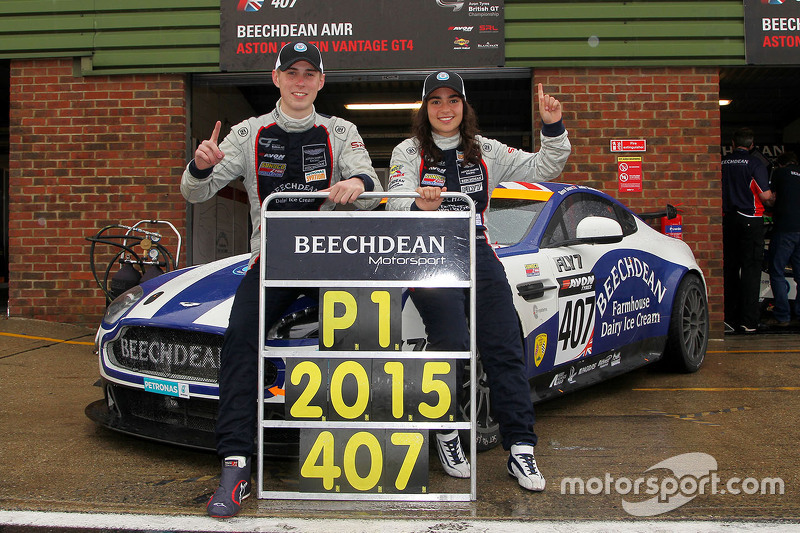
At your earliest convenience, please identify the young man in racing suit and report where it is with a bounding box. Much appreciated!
[387,71,570,491]
[181,41,382,518]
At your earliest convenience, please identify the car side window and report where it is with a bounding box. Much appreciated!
[541,192,637,248]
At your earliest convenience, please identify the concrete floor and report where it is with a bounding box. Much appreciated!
[0,317,798,525]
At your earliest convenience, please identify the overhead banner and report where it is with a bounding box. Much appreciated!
[744,0,800,65]
[220,0,504,72]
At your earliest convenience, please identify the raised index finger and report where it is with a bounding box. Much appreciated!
[210,120,221,145]
[538,82,544,102]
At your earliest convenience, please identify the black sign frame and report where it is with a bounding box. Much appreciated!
[257,191,477,501]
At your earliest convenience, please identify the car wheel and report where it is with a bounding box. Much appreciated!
[459,354,501,452]
[664,273,708,373]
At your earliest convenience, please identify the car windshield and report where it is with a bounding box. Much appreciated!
[486,198,548,246]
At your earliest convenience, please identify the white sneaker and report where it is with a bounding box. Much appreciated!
[435,431,471,478]
[507,442,545,491]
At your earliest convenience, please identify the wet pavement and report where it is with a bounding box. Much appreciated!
[1,317,799,529]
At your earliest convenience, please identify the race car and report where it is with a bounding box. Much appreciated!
[86,182,708,454]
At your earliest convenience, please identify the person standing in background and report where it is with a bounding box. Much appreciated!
[766,151,800,327]
[721,127,773,333]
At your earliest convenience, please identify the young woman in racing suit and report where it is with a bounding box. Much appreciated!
[181,42,382,518]
[386,71,570,491]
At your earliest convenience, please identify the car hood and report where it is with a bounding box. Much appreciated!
[105,254,250,334]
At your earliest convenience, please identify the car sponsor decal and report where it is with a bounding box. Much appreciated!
[554,273,595,365]
[554,253,583,272]
[143,377,190,398]
[547,351,620,389]
[592,250,684,354]
[525,263,540,277]
[534,333,547,367]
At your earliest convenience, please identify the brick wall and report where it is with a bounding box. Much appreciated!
[8,58,187,327]
[535,67,723,338]
[6,61,724,337]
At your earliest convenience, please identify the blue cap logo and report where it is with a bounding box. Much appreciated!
[437,72,450,81]
[294,42,308,52]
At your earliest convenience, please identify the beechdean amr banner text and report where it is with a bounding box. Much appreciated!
[744,0,800,65]
[220,0,505,71]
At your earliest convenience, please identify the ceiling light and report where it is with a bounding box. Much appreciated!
[719,99,732,106]
[345,102,422,111]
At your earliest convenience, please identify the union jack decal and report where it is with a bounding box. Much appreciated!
[237,0,263,11]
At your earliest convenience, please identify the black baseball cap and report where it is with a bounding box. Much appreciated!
[274,41,324,74]
[422,70,466,101]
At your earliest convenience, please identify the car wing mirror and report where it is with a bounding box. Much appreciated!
[574,216,624,244]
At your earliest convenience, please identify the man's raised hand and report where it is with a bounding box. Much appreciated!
[194,121,225,171]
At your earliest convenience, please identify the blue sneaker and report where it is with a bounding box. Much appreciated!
[507,443,545,491]
[206,456,251,518]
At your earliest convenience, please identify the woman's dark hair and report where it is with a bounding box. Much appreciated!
[411,96,482,167]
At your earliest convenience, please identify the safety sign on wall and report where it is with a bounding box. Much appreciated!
[618,157,643,192]
[610,139,646,152]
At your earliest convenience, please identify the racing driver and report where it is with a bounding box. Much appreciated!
[387,71,571,491]
[181,41,382,518]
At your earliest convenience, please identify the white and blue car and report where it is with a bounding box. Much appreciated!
[87,182,709,453]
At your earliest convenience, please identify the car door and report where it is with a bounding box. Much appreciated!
[537,191,639,370]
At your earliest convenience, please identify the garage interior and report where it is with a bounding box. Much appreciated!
[193,66,800,170]
[193,68,537,173]
[0,66,799,311]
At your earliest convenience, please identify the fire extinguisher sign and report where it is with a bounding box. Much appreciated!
[617,157,642,192]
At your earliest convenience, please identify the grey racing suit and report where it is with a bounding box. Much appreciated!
[387,126,570,221]
[182,99,382,267]
[180,100,382,459]
[385,123,570,450]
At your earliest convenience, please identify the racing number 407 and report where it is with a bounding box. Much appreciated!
[301,430,425,492]
[558,295,595,351]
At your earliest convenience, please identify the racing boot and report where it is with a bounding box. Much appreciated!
[206,456,251,518]
[435,430,471,478]
[507,442,545,491]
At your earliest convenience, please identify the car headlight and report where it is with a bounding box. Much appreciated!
[103,285,144,325]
